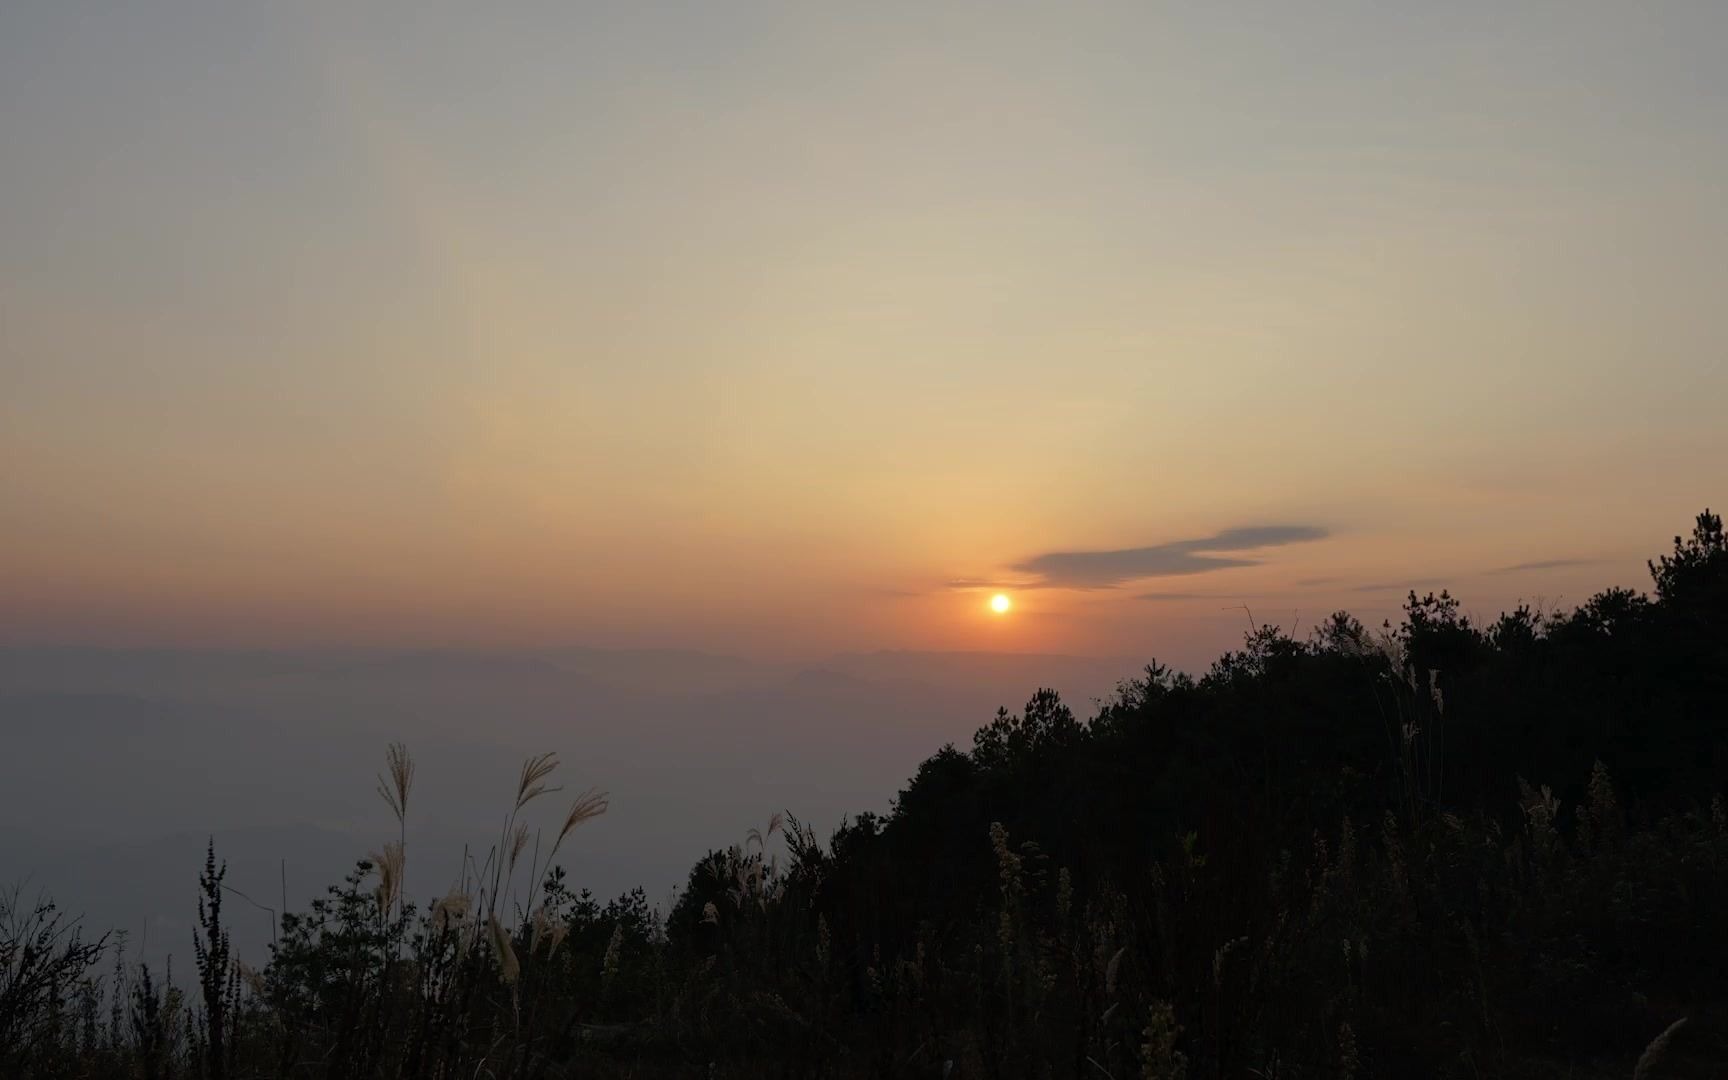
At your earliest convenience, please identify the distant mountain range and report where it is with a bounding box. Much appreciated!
[0,645,1144,970]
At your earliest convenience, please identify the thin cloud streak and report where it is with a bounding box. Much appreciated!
[1014,525,1328,589]
[1485,558,1596,575]
[945,579,1063,592]
[1348,579,1448,594]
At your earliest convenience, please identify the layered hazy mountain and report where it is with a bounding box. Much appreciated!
[0,646,1140,968]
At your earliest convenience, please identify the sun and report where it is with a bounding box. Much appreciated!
[989,592,1012,614]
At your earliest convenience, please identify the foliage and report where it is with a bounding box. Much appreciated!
[8,508,1728,1077]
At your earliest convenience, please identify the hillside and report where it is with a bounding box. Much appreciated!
[5,511,1728,1078]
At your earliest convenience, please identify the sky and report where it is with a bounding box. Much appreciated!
[3,2,1726,666]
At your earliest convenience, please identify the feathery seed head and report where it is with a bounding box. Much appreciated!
[514,752,561,813]
[369,841,405,917]
[431,890,470,933]
[488,914,520,984]
[1634,1017,1688,1080]
[508,823,532,872]
[1105,946,1126,996]
[236,960,267,998]
[602,922,624,982]
[376,741,415,825]
[530,905,549,953]
[556,789,610,846]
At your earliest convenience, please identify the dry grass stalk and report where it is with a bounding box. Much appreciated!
[488,915,520,985]
[508,823,532,872]
[370,842,405,919]
[490,751,564,916]
[530,905,549,954]
[601,922,624,983]
[431,890,470,934]
[376,741,414,826]
[542,787,610,871]
[1105,947,1126,996]
[557,789,610,846]
[746,812,785,852]
[235,960,267,998]
[375,742,415,925]
[1633,1017,1687,1080]
[514,752,561,813]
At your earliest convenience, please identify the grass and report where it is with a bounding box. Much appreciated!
[4,509,1728,1077]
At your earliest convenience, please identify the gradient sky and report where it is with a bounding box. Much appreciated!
[3,2,1726,665]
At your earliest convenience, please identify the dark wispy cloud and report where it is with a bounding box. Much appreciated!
[1134,591,1262,602]
[1348,578,1447,594]
[945,578,1062,592]
[1485,557,1595,575]
[1014,525,1328,589]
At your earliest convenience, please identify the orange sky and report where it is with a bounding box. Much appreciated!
[3,4,1725,666]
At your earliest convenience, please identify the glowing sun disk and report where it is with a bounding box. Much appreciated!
[990,593,1012,614]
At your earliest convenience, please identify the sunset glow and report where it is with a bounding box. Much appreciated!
[3,9,1726,1066]
[1,6,1724,668]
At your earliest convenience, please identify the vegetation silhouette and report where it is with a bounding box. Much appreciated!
[5,510,1728,1077]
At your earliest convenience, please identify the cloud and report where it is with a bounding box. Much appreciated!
[1347,578,1446,594]
[945,578,1061,592]
[1014,525,1328,589]
[1485,558,1595,575]
[1134,591,1262,602]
